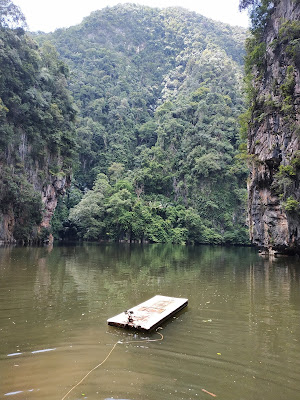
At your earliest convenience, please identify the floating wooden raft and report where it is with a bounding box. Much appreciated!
[107,295,188,331]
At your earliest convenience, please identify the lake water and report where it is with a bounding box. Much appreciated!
[0,244,299,400]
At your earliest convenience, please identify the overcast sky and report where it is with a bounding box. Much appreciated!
[13,0,250,32]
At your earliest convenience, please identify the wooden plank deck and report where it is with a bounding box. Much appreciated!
[107,295,188,331]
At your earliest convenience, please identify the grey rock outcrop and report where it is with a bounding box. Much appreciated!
[247,0,300,254]
[0,158,70,245]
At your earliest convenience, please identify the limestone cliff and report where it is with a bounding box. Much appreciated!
[246,0,300,254]
[0,162,70,245]
[0,26,76,244]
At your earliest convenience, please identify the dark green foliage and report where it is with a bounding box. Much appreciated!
[0,29,76,168]
[272,162,298,199]
[242,0,298,114]
[0,3,251,244]
[0,166,42,241]
[242,1,275,104]
[50,185,83,239]
[239,1,276,33]
[0,4,76,242]
[0,0,26,29]
[245,40,266,75]
[41,4,249,245]
[283,196,300,213]
[279,65,296,115]
[38,5,246,184]
[66,170,249,245]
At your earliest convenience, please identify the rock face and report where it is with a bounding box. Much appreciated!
[39,173,71,244]
[0,27,75,245]
[0,210,15,244]
[247,0,300,254]
[41,177,69,231]
[0,159,70,245]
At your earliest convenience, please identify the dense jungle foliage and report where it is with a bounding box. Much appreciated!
[43,4,249,244]
[1,1,250,244]
[0,0,76,242]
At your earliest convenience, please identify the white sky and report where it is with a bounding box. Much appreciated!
[13,0,249,32]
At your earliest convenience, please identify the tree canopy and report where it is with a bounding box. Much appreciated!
[0,1,76,242]
[39,4,250,245]
[0,0,26,29]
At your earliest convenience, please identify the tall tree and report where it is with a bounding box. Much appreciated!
[0,0,26,29]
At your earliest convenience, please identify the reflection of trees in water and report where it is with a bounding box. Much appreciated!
[22,244,298,314]
[34,257,51,300]
[1,244,299,350]
[54,244,258,319]
[42,245,300,364]
[247,257,300,359]
[33,245,54,300]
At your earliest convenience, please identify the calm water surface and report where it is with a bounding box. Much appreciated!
[0,244,299,400]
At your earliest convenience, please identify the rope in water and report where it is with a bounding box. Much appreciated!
[60,327,164,400]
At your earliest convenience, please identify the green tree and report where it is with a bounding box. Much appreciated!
[0,0,26,29]
[35,4,249,245]
[0,2,77,243]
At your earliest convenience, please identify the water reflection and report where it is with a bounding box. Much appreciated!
[0,244,299,400]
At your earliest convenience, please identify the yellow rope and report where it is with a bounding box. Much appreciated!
[60,328,163,400]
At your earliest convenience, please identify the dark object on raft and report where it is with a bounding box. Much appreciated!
[107,295,188,331]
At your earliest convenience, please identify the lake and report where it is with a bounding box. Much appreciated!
[0,244,299,400]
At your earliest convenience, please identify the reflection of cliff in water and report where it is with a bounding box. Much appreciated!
[246,258,300,360]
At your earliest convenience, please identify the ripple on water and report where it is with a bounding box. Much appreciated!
[5,389,35,396]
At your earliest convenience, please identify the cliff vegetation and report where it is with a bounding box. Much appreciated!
[38,4,250,244]
[1,1,251,245]
[240,0,300,254]
[0,0,76,243]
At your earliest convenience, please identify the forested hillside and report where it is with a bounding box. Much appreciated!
[0,1,76,243]
[38,4,249,244]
